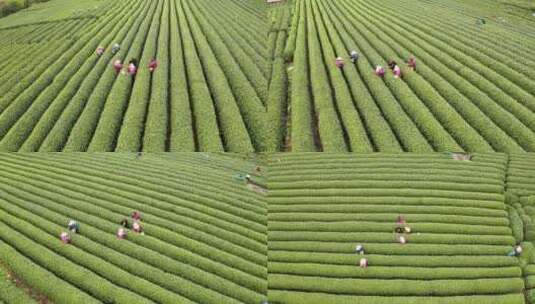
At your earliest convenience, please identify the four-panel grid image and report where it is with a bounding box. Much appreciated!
[0,0,535,303]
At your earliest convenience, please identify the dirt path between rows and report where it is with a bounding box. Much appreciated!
[0,260,51,303]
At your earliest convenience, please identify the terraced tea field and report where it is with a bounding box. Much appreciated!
[268,153,535,303]
[0,153,268,303]
[0,0,270,152]
[278,0,535,152]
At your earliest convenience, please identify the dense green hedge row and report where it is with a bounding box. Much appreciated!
[141,0,170,152]
[0,21,84,85]
[0,180,266,285]
[269,172,503,185]
[269,251,518,267]
[326,0,532,151]
[325,1,496,152]
[269,189,503,203]
[290,0,316,151]
[270,204,507,218]
[0,21,81,93]
[270,180,503,193]
[271,221,512,236]
[269,231,514,245]
[321,2,463,152]
[270,263,520,279]
[269,242,512,255]
[270,274,523,296]
[266,2,290,151]
[63,0,159,152]
[209,0,268,77]
[268,291,525,304]
[269,213,509,226]
[306,0,348,151]
[166,0,195,151]
[269,156,507,171]
[212,0,268,60]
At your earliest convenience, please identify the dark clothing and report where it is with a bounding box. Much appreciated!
[388,60,397,70]
[132,212,141,221]
[408,59,416,71]
[120,219,130,229]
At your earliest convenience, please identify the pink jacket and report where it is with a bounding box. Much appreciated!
[375,66,385,77]
[60,232,70,244]
[127,64,137,75]
[117,228,127,239]
[393,65,402,78]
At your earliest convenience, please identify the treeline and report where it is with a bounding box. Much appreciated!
[0,0,50,18]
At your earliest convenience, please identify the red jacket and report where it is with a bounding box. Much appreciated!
[149,60,158,71]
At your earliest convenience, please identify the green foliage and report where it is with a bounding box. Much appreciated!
[507,205,524,243]
[0,240,100,304]
[0,261,38,304]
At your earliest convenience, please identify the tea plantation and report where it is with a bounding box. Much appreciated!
[0,0,269,152]
[275,0,535,152]
[268,153,535,303]
[0,153,267,303]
